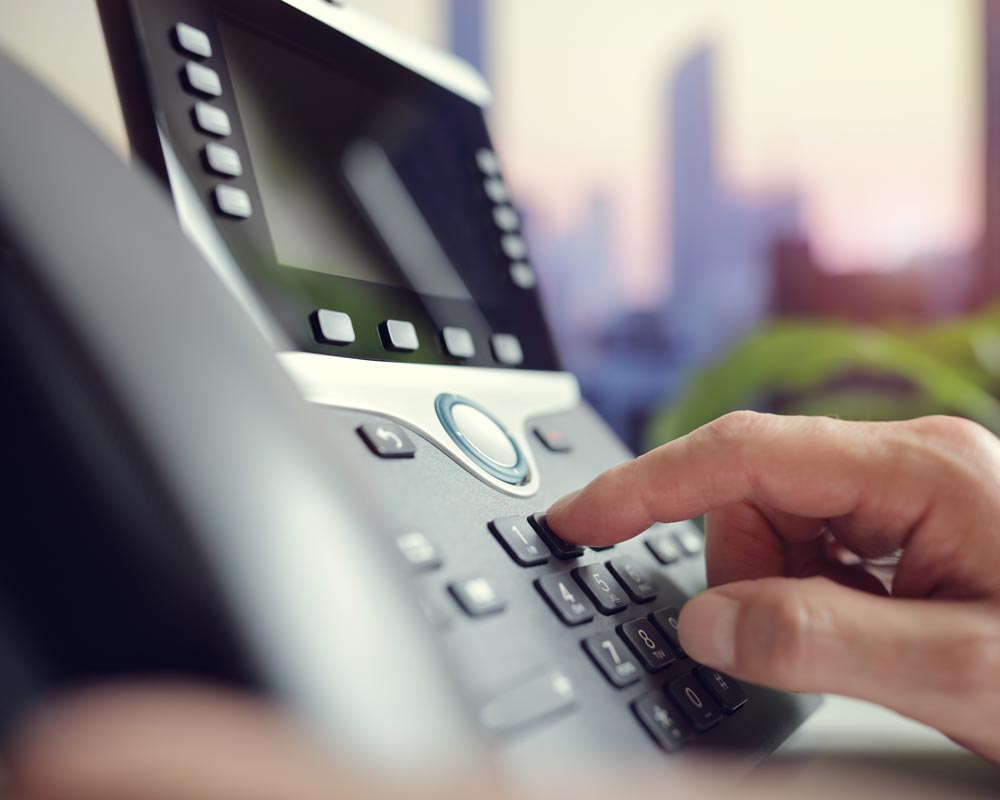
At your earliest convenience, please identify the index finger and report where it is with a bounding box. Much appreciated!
[545,412,934,551]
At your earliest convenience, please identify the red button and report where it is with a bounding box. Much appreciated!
[534,427,571,453]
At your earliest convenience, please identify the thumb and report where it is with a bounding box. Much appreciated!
[678,577,1000,750]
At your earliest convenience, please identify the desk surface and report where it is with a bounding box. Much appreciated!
[778,695,1000,793]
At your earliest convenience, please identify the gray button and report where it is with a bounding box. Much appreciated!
[647,529,681,565]
[204,142,243,177]
[311,309,355,345]
[450,403,519,468]
[193,102,231,137]
[357,422,416,459]
[183,62,222,97]
[500,233,527,260]
[174,22,212,58]
[491,333,523,366]
[441,326,475,359]
[674,528,704,556]
[475,147,500,175]
[480,669,576,735]
[483,176,509,204]
[379,319,419,352]
[493,205,520,232]
[214,185,251,219]
[396,532,441,572]
[509,262,536,290]
[489,516,550,567]
[450,577,504,617]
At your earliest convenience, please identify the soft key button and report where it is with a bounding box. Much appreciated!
[441,326,475,359]
[174,23,212,58]
[182,62,222,97]
[214,185,251,219]
[490,333,524,366]
[203,142,243,177]
[435,394,527,485]
[192,102,231,137]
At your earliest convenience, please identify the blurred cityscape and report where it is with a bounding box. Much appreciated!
[450,1,995,450]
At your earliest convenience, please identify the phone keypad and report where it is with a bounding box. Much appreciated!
[633,692,691,751]
[529,513,584,560]
[619,618,677,672]
[651,607,686,657]
[536,572,595,626]
[345,414,741,753]
[607,556,657,603]
[490,516,550,566]
[572,564,629,615]
[668,672,723,731]
[696,667,748,713]
[583,632,641,688]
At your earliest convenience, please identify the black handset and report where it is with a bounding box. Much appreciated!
[0,51,481,769]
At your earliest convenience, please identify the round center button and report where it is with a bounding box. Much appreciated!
[435,394,528,485]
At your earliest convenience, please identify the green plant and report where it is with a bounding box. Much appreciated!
[647,308,1000,448]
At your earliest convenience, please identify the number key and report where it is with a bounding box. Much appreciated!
[572,564,629,614]
[536,573,594,626]
[651,607,686,657]
[607,557,657,603]
[490,517,550,566]
[529,513,585,560]
[618,618,676,671]
[582,633,640,687]
[668,672,723,731]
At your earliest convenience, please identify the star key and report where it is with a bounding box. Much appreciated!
[632,693,691,752]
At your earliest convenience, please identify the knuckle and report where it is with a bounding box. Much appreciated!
[948,625,1000,695]
[910,415,993,451]
[704,410,766,443]
[742,581,817,688]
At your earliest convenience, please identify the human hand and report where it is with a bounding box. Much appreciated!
[547,413,1000,762]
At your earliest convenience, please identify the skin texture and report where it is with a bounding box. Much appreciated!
[546,413,1000,763]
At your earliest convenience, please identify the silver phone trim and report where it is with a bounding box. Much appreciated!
[278,0,492,107]
[280,353,580,498]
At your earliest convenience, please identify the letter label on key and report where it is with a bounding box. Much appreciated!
[685,686,704,709]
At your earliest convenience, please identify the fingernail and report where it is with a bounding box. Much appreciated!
[680,593,739,670]
[547,489,581,518]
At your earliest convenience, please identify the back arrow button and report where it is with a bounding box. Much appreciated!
[358,422,416,459]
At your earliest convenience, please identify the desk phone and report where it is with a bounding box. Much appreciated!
[0,0,818,776]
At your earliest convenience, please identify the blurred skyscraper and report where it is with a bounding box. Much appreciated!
[663,45,800,369]
[588,45,800,445]
[448,0,488,78]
